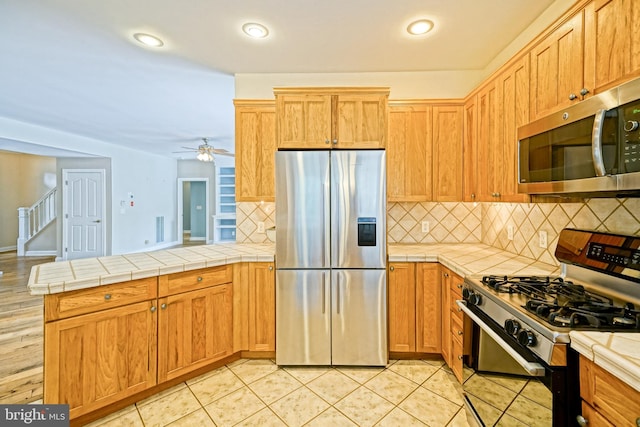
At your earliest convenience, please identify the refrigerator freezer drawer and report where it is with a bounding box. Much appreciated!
[275,270,331,365]
[332,269,387,366]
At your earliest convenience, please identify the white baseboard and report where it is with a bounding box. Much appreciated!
[25,250,57,257]
[0,245,17,253]
[189,237,206,242]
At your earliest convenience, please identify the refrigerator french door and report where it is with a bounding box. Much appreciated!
[275,150,387,366]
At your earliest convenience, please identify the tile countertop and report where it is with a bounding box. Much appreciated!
[28,243,275,295]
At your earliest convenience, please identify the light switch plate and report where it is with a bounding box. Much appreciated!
[257,222,265,233]
[422,221,430,233]
[507,225,514,241]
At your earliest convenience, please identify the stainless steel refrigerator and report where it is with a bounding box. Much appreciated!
[275,150,387,366]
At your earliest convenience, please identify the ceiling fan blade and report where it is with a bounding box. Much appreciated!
[181,146,197,150]
[172,150,197,153]
[214,152,235,157]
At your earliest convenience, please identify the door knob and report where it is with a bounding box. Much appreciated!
[93,219,101,223]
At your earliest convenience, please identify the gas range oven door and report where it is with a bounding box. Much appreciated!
[456,300,580,427]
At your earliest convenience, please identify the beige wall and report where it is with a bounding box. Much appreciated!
[0,151,56,250]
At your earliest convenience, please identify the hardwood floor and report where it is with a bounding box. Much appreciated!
[0,252,54,404]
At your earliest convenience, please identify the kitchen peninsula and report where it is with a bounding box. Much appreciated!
[30,242,640,425]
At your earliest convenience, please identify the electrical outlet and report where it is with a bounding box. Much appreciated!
[539,230,548,248]
[507,225,514,241]
[257,222,265,233]
[421,221,430,233]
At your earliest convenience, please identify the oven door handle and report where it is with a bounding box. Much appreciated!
[456,300,546,377]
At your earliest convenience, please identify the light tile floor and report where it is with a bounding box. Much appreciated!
[86,357,473,427]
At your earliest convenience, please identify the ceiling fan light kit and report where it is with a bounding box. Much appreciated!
[173,138,234,162]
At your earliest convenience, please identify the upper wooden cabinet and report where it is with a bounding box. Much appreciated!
[274,87,389,149]
[530,11,586,120]
[234,100,276,202]
[432,104,464,201]
[584,0,640,92]
[387,101,433,201]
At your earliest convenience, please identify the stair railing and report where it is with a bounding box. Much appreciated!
[17,187,57,256]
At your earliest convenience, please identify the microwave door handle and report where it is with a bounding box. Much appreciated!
[456,300,546,376]
[592,108,607,177]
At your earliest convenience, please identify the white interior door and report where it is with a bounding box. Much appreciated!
[63,169,106,260]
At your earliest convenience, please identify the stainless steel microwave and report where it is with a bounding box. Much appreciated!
[518,78,640,195]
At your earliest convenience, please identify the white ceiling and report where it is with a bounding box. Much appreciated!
[0,0,558,159]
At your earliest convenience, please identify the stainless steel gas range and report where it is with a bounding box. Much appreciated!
[457,228,640,426]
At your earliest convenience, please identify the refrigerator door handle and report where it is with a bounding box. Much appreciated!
[336,274,340,314]
[322,273,326,314]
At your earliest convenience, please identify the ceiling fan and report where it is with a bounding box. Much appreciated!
[173,138,234,162]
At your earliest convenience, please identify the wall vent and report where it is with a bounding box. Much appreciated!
[156,216,164,243]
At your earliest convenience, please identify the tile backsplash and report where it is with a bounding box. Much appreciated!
[236,198,640,266]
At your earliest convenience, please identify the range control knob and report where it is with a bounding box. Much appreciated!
[462,288,482,306]
[505,319,521,336]
[624,120,639,132]
[518,330,537,347]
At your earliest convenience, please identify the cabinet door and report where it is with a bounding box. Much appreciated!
[496,57,531,202]
[584,0,640,92]
[44,301,157,419]
[235,101,276,202]
[334,94,387,149]
[416,263,441,353]
[388,263,416,352]
[463,95,478,202]
[440,267,452,365]
[387,103,433,201]
[477,82,499,202]
[248,262,275,352]
[276,94,332,149]
[530,11,585,120]
[158,284,232,382]
[432,105,464,201]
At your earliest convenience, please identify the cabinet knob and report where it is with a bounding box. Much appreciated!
[580,88,590,96]
[325,139,330,144]
[161,303,167,310]
[150,306,157,313]
[457,330,463,335]
[471,193,476,200]
[443,272,449,278]
[457,284,463,289]
[269,265,273,271]
[104,293,112,300]
[569,93,578,100]
[332,139,338,145]
[197,276,203,282]
[576,415,588,426]
[389,266,395,272]
[457,355,463,360]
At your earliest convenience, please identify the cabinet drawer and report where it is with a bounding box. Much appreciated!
[581,401,614,427]
[450,279,464,298]
[450,336,464,383]
[450,293,464,322]
[45,277,157,321]
[159,265,233,297]
[580,356,640,426]
[450,312,465,345]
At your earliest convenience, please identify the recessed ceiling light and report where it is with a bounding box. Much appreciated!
[133,33,164,47]
[242,23,269,39]
[407,19,434,36]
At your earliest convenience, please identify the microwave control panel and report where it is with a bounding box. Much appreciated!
[621,102,640,172]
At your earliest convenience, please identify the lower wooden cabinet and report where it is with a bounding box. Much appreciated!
[248,262,275,352]
[441,266,470,382]
[388,262,441,354]
[579,355,640,426]
[158,283,233,382]
[44,300,157,419]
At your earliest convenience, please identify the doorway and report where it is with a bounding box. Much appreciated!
[177,178,209,245]
[62,169,106,260]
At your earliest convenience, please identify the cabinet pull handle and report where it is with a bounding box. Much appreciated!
[197,276,203,282]
[569,93,578,100]
[150,306,157,313]
[580,88,590,96]
[104,293,112,300]
[389,266,395,272]
[576,415,588,426]
[161,303,167,310]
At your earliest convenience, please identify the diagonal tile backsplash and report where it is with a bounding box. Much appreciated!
[236,198,640,266]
